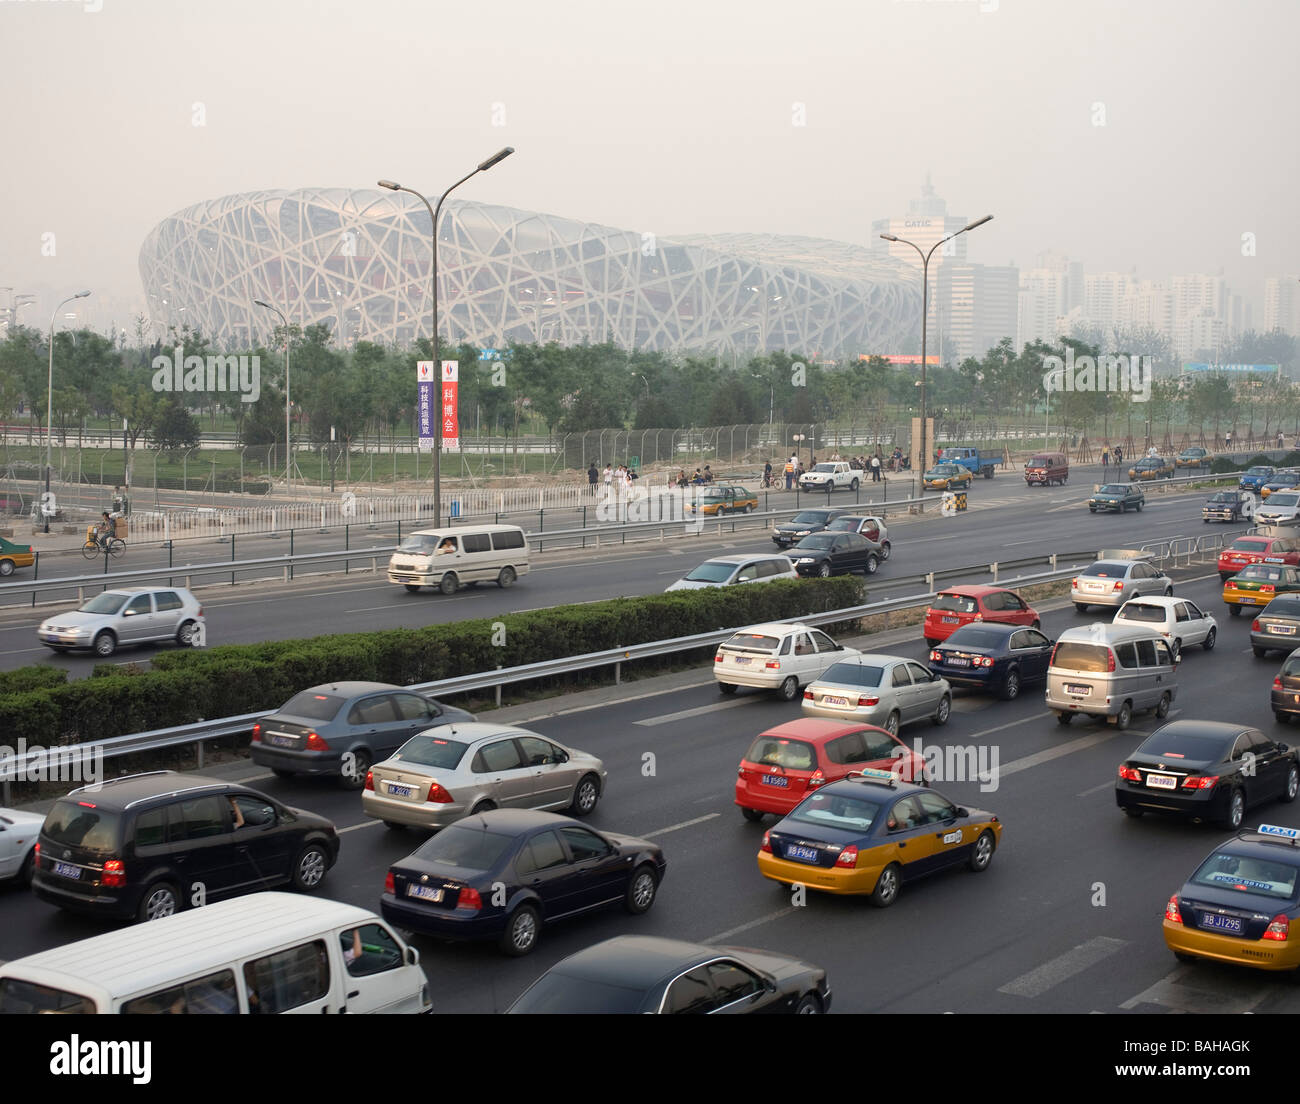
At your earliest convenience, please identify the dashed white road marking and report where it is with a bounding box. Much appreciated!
[998,936,1128,997]
[635,698,754,726]
[643,813,721,838]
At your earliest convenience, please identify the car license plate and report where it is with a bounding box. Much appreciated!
[1065,684,1091,696]
[785,845,819,863]
[53,861,80,879]
[1271,624,1297,635]
[942,616,959,624]
[821,694,849,706]
[732,656,753,665]
[387,783,414,798]
[760,775,789,788]
[1238,597,1257,604]
[1146,773,1177,790]
[1086,582,1105,591]
[406,885,443,902]
[268,734,295,748]
[948,657,970,666]
[1201,913,1243,934]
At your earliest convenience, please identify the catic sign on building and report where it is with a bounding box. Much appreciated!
[1182,363,1280,375]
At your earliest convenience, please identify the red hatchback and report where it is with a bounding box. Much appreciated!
[1217,534,1300,582]
[922,585,1039,648]
[734,718,926,821]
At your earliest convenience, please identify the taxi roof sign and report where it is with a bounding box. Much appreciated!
[1256,824,1300,840]
[846,767,898,787]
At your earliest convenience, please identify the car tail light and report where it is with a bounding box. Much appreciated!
[976,656,994,668]
[304,732,328,751]
[760,831,772,854]
[456,886,483,912]
[1050,643,1059,664]
[102,860,125,888]
[33,842,39,865]
[973,614,983,622]
[1071,577,1078,588]
[765,660,780,669]
[1113,580,1125,591]
[384,871,395,895]
[1118,765,1142,782]
[1261,584,1277,593]
[836,845,859,868]
[251,723,262,742]
[1181,775,1218,790]
[1263,914,1290,942]
[737,765,746,777]
[426,782,454,804]
[808,770,826,788]
[364,770,374,791]
[714,654,723,663]
[1255,620,1263,632]
[857,695,879,707]
[1275,677,1284,690]
[930,650,942,662]
[803,690,813,699]
[1165,895,1182,924]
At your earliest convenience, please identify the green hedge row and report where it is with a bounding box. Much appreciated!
[0,667,68,696]
[1209,451,1300,475]
[0,578,864,746]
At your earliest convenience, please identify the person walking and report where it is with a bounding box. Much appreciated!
[587,462,599,496]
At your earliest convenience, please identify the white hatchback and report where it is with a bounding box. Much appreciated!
[714,622,861,701]
[1111,595,1217,661]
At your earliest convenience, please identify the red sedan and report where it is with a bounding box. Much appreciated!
[922,584,1040,648]
[734,718,926,822]
[1217,534,1300,582]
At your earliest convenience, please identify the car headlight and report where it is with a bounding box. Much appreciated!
[795,557,815,564]
[794,530,810,536]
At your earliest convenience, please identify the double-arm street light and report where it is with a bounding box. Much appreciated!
[880,215,993,477]
[379,147,514,520]
[254,299,292,496]
[44,291,91,533]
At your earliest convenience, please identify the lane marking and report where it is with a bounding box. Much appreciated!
[1119,965,1274,1013]
[643,813,721,838]
[1077,779,1116,797]
[634,698,755,726]
[338,819,384,834]
[999,730,1122,778]
[998,936,1128,998]
[703,906,798,945]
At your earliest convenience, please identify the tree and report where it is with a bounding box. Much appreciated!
[150,399,201,451]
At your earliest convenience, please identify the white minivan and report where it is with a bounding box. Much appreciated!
[388,524,529,594]
[0,893,430,1014]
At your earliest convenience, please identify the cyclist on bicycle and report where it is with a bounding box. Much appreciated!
[95,512,115,550]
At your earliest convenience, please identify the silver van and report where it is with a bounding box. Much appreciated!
[1045,623,1177,729]
[388,524,529,594]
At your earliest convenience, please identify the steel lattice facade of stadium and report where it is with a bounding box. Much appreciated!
[139,188,923,355]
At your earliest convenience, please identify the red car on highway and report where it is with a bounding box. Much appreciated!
[922,584,1040,647]
[1217,534,1300,581]
[734,719,926,822]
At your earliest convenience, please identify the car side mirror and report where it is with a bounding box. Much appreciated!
[405,946,420,967]
[555,751,568,763]
[123,609,137,617]
[956,807,969,818]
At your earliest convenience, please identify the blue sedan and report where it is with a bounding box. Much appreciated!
[927,623,1054,701]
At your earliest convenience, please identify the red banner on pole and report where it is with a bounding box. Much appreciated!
[441,360,459,449]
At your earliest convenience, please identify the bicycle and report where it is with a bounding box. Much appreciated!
[83,536,125,559]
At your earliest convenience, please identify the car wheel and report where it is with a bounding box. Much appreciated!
[1254,646,1269,659]
[499,904,541,956]
[1169,640,1181,664]
[869,863,901,908]
[741,807,765,822]
[1229,605,1242,617]
[1001,668,1021,701]
[137,881,180,922]
[932,695,951,726]
[718,682,738,695]
[293,843,329,891]
[884,711,900,737]
[471,800,497,816]
[1089,507,1096,513]
[1223,788,1245,830]
[968,830,995,872]
[1113,701,1133,729]
[1163,585,1173,596]
[93,631,117,657]
[1283,764,1299,803]
[18,848,35,887]
[742,504,753,513]
[816,562,832,578]
[1136,501,1144,511]
[795,993,823,1014]
[924,638,939,649]
[1203,627,1216,651]
[439,573,459,595]
[1074,603,1088,613]
[175,620,198,646]
[864,553,879,575]
[1119,502,1127,513]
[497,566,516,588]
[0,559,13,577]
[339,750,371,791]
[850,478,859,491]
[570,774,601,816]
[1155,691,1171,719]
[624,865,659,915]
[778,676,799,702]
[1056,712,1073,726]
[880,541,891,561]
[404,584,421,593]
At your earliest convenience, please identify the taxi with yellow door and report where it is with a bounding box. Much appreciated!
[688,484,758,516]
[1223,563,1300,616]
[922,463,972,492]
[755,769,1001,907]
[0,537,35,577]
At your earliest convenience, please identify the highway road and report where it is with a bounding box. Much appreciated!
[2,567,1297,1014]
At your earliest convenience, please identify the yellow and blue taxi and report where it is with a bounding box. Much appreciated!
[1261,471,1300,499]
[1175,447,1211,470]
[688,484,758,516]
[0,537,34,577]
[1223,563,1300,616]
[1128,456,1174,481]
[756,769,1002,907]
[922,463,972,492]
[1164,824,1300,973]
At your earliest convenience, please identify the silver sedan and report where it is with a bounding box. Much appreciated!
[801,654,951,735]
[1072,557,1172,612]
[362,722,606,830]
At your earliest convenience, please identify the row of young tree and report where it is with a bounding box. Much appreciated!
[0,320,1296,458]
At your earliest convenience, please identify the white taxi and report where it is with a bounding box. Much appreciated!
[714,622,861,702]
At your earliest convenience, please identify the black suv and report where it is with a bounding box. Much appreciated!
[31,771,339,922]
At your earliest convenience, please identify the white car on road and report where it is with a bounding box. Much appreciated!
[0,808,43,886]
[799,462,860,493]
[714,622,861,701]
[1112,596,1217,661]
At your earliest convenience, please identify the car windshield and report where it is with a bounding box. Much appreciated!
[78,593,128,615]
[796,535,835,550]
[789,512,829,525]
[1097,485,1129,495]
[683,561,735,582]
[396,535,442,554]
[931,593,978,613]
[414,825,513,870]
[1236,565,1285,581]
[1083,561,1130,577]
[818,662,884,687]
[1267,494,1300,507]
[1248,467,1273,476]
[1282,653,1300,676]
[812,464,836,472]
[1117,604,1166,623]
[1134,730,1229,764]
[510,975,648,1014]
[722,633,781,652]
[279,691,346,721]
[1190,851,1300,902]
[1051,642,1111,672]
[1207,494,1233,503]
[788,792,881,832]
[945,628,1008,649]
[744,736,817,771]
[1027,457,1054,466]
[42,801,122,853]
[392,734,467,769]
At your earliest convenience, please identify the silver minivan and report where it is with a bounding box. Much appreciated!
[388,524,529,594]
[1045,623,1177,729]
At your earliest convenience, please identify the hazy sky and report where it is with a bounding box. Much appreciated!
[2,0,1296,334]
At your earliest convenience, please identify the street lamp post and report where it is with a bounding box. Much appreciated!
[880,215,992,484]
[44,291,91,533]
[379,147,514,522]
[254,300,291,496]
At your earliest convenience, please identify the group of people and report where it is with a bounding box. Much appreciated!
[674,466,715,486]
[587,463,640,495]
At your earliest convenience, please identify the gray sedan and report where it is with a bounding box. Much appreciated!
[1072,558,1172,612]
[363,722,607,830]
[801,655,951,735]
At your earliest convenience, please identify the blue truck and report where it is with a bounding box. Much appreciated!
[937,446,997,480]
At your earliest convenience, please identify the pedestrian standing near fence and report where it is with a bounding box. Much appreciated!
[871,452,881,482]
[587,463,598,496]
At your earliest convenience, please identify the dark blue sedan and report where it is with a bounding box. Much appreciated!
[380,809,666,956]
[927,623,1054,701]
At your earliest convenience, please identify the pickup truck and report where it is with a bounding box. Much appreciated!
[937,447,996,480]
[799,462,860,493]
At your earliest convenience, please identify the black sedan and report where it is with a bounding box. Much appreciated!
[789,531,879,577]
[927,623,1053,700]
[1116,720,1300,829]
[380,809,665,956]
[772,509,850,548]
[250,681,474,789]
[506,935,831,1014]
